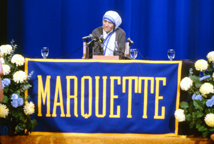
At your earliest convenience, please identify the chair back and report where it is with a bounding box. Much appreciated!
[82,42,87,59]
[124,42,130,58]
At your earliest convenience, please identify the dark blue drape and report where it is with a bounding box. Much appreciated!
[7,0,214,61]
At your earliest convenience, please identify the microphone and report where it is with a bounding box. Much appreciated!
[99,35,104,42]
[127,38,134,44]
[127,38,134,46]
[87,37,99,45]
[82,34,93,40]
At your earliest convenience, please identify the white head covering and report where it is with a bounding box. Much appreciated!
[103,11,122,29]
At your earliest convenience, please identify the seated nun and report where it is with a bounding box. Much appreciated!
[92,10,126,59]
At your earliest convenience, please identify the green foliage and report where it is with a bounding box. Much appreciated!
[180,101,189,109]
[193,100,204,111]
[31,119,38,132]
[189,68,194,75]
[0,41,37,135]
[203,131,209,138]
[189,122,195,129]
[2,95,8,103]
[196,111,204,118]
[15,123,26,132]
[189,75,201,84]
[179,58,214,138]
[185,114,192,122]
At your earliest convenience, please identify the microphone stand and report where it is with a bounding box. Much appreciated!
[132,42,147,60]
[86,38,95,58]
[85,38,92,58]
[128,39,147,60]
[54,37,91,59]
[54,45,83,59]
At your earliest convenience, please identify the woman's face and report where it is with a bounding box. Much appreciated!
[103,20,114,33]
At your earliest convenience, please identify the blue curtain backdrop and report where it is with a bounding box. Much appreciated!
[7,0,214,61]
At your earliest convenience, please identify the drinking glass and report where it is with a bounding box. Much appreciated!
[41,47,49,59]
[129,49,138,59]
[167,49,175,61]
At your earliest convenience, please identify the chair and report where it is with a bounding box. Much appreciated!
[82,42,93,59]
[82,41,87,59]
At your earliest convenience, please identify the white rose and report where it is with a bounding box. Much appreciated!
[0,104,9,118]
[180,77,193,91]
[174,109,185,122]
[207,51,214,63]
[13,70,27,83]
[195,59,208,71]
[199,83,214,97]
[2,64,11,75]
[11,54,25,66]
[204,113,214,127]
[0,44,12,57]
[0,57,4,64]
[24,101,35,115]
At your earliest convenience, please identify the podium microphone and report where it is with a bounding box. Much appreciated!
[127,38,134,46]
[87,37,99,45]
[82,34,93,40]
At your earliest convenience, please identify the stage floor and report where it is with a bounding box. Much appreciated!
[0,135,213,144]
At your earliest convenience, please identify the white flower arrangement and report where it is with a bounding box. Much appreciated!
[194,59,208,71]
[174,109,185,122]
[23,101,35,115]
[0,41,37,135]
[207,51,214,63]
[0,45,13,56]
[0,104,9,118]
[204,113,214,127]
[177,51,214,138]
[2,64,11,75]
[180,77,193,91]
[11,54,25,66]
